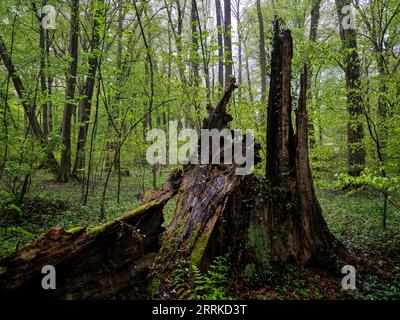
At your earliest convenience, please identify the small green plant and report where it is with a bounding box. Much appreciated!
[335,168,400,229]
[345,276,400,300]
[0,226,34,256]
[0,191,22,217]
[191,254,231,300]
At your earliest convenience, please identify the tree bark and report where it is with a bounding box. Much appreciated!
[190,0,200,87]
[265,22,353,265]
[73,0,103,179]
[307,0,322,148]
[256,0,267,102]
[59,0,80,182]
[235,0,243,97]
[39,7,49,136]
[216,0,224,89]
[243,35,254,102]
[224,0,233,86]
[335,0,366,176]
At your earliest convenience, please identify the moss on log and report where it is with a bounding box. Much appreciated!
[0,171,182,300]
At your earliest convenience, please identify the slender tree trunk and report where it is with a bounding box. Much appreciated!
[377,57,388,157]
[216,0,224,89]
[307,0,322,148]
[256,0,267,102]
[189,0,200,122]
[235,0,243,97]
[39,7,48,135]
[224,0,233,85]
[0,35,59,173]
[194,0,211,104]
[336,0,365,176]
[46,30,53,133]
[190,0,200,87]
[164,0,187,85]
[59,0,80,182]
[73,0,103,179]
[243,36,254,102]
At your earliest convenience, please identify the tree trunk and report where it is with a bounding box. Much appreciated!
[46,30,53,133]
[0,35,59,173]
[164,0,187,86]
[190,0,200,87]
[0,172,182,299]
[73,0,103,179]
[148,79,262,297]
[256,0,267,102]
[39,9,49,136]
[59,0,80,182]
[376,56,388,157]
[224,0,233,86]
[335,0,365,177]
[265,22,353,265]
[216,0,224,89]
[307,0,322,148]
[235,0,242,97]
[243,35,254,102]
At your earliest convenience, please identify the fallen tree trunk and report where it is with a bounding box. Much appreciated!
[0,170,182,300]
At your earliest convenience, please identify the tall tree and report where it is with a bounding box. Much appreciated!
[36,1,49,135]
[73,0,104,179]
[216,0,224,88]
[354,0,400,157]
[233,0,243,96]
[0,35,59,173]
[242,30,254,102]
[224,0,233,85]
[335,0,366,176]
[59,0,80,182]
[256,0,267,102]
[190,0,200,87]
[164,0,187,86]
[307,0,322,148]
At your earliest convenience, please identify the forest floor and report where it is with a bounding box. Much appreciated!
[0,171,399,300]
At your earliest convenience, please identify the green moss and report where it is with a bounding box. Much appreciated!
[0,266,6,276]
[190,233,210,266]
[148,276,161,297]
[87,200,160,236]
[245,224,273,281]
[187,222,203,249]
[65,226,85,234]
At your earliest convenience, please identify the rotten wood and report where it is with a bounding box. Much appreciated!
[149,78,261,298]
[0,172,182,300]
[264,22,355,266]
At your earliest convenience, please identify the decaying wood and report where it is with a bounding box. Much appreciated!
[0,172,182,299]
[264,21,354,266]
[149,79,260,298]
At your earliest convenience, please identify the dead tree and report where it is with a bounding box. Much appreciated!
[264,22,353,266]
[0,171,182,300]
[148,78,262,298]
